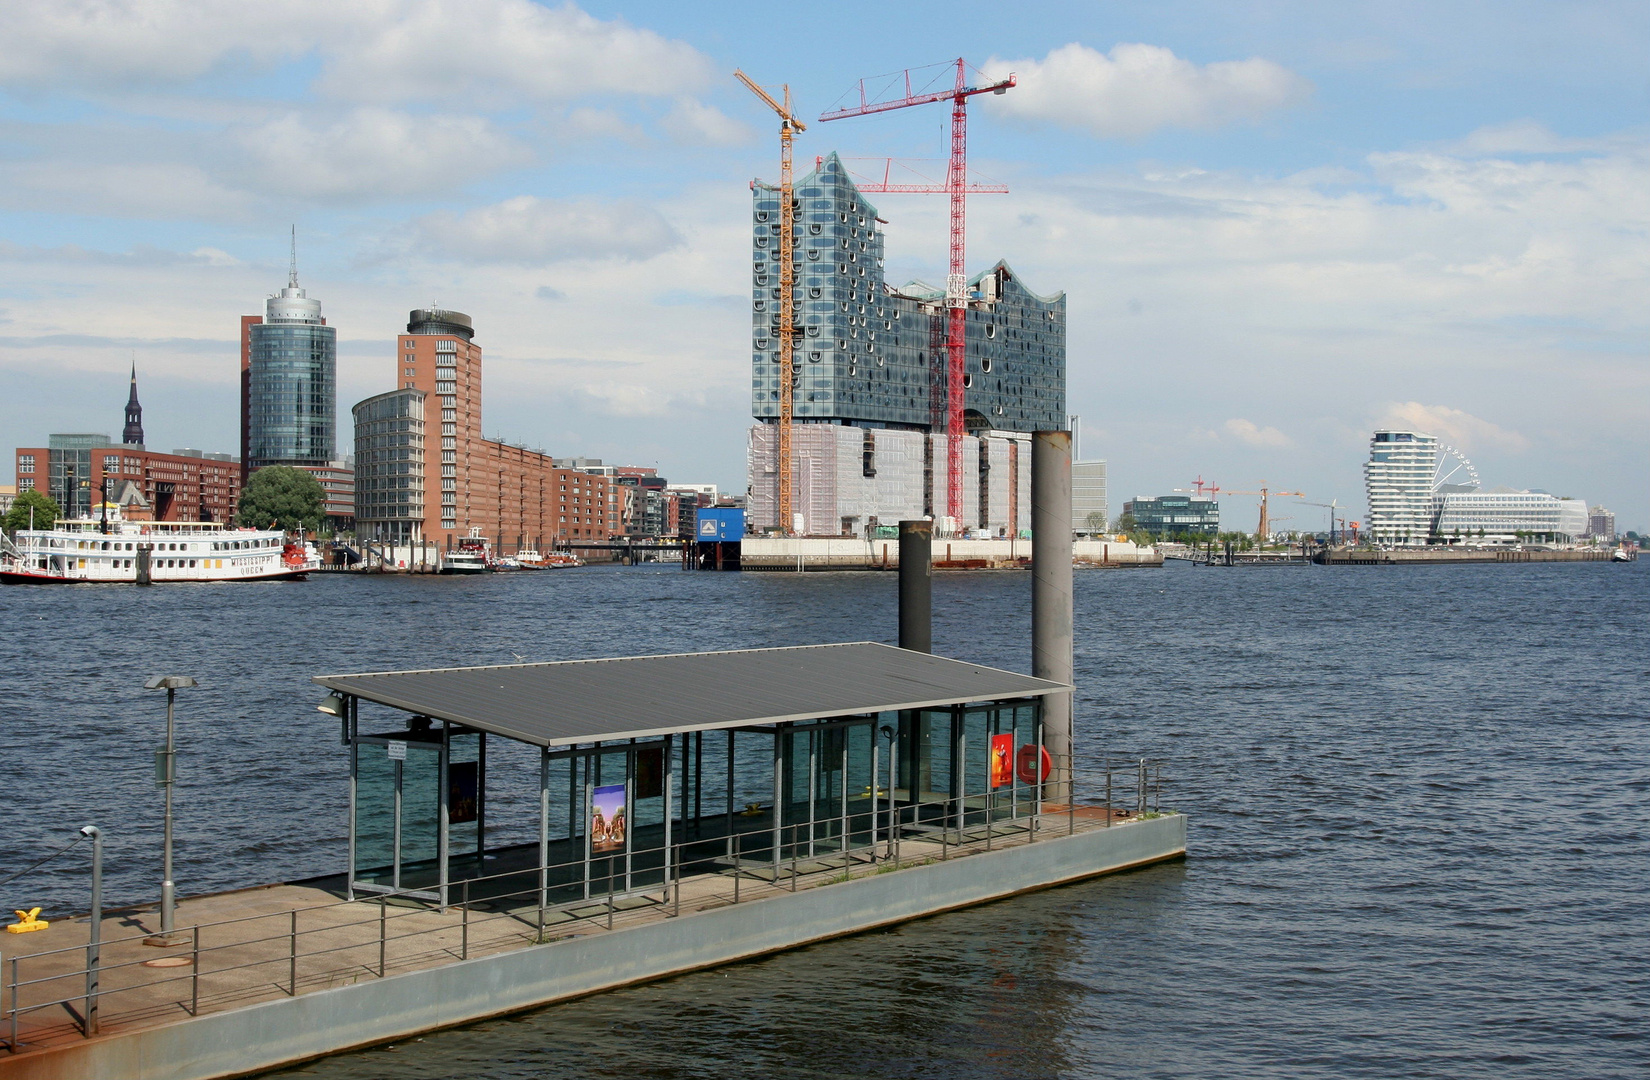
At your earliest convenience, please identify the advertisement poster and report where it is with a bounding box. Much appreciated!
[990,733,1015,788]
[448,760,478,824]
[634,748,663,799]
[590,783,627,852]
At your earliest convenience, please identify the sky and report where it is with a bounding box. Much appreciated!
[1,0,1646,531]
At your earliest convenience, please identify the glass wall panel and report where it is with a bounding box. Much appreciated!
[398,741,442,890]
[354,741,396,886]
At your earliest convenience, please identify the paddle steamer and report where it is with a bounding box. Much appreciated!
[1,512,316,584]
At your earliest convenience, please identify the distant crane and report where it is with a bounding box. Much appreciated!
[736,69,807,534]
[1299,499,1349,545]
[1226,485,1306,541]
[1174,476,1222,499]
[819,59,1015,528]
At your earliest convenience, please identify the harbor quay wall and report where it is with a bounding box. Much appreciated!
[740,537,1161,571]
[5,816,1186,1080]
[1315,547,1623,565]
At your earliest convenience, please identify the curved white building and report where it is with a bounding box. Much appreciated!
[1364,430,1439,545]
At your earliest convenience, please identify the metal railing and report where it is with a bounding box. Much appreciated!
[3,754,1170,1052]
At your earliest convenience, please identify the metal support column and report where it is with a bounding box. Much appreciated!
[1031,430,1074,802]
[898,520,933,652]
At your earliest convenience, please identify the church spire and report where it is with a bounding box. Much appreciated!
[123,361,145,445]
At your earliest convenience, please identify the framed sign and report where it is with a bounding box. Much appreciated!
[591,783,627,852]
[990,733,1014,788]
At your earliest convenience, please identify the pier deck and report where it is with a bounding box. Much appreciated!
[0,801,1161,1061]
[1,806,1177,1079]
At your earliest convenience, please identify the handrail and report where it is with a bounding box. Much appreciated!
[4,753,1170,1050]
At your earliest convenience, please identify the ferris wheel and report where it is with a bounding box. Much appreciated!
[1432,445,1480,492]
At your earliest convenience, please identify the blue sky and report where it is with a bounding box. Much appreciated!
[2,1,1646,529]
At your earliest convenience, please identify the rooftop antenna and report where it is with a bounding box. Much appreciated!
[288,225,299,289]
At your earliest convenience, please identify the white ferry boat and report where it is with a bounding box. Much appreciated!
[1,513,317,584]
[440,528,492,574]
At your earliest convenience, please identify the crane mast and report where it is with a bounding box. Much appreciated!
[736,70,806,534]
[820,59,1014,531]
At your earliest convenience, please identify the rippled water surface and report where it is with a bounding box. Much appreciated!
[3,560,1646,1078]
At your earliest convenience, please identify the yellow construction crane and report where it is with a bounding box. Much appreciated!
[735,69,805,534]
[1226,485,1306,541]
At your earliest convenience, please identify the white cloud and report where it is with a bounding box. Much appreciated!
[0,1,713,105]
[1376,403,1529,452]
[982,42,1310,138]
[662,99,752,148]
[0,160,254,220]
[313,0,713,107]
[227,108,526,201]
[0,0,325,88]
[1222,418,1293,448]
[415,196,682,263]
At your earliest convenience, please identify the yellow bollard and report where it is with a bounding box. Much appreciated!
[6,907,48,933]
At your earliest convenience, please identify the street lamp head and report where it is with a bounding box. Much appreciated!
[145,675,198,690]
[316,693,347,717]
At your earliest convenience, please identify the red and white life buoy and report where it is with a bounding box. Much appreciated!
[1016,744,1052,785]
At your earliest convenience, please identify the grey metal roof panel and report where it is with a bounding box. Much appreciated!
[314,642,1067,747]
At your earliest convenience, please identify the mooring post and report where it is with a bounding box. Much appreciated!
[1032,431,1074,804]
[898,519,932,652]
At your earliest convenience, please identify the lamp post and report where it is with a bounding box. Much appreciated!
[145,674,197,945]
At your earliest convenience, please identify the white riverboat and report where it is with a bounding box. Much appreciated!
[1,514,317,584]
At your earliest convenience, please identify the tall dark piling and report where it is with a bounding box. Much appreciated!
[898,519,932,653]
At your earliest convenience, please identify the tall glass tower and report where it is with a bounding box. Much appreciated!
[247,236,336,470]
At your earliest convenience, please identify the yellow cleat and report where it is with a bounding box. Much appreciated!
[6,908,48,933]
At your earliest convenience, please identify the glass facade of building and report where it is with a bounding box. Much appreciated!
[46,434,113,519]
[249,279,337,469]
[1435,491,1588,540]
[1123,494,1219,538]
[353,389,427,542]
[751,153,1065,433]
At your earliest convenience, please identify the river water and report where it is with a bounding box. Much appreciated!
[3,560,1646,1078]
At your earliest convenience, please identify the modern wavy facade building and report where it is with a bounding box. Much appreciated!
[747,153,1065,535]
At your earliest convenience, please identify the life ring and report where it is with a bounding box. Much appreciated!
[1016,744,1052,785]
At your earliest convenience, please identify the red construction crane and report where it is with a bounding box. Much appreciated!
[820,59,1015,529]
[1175,476,1222,499]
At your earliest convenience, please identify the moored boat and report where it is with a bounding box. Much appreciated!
[1,513,316,584]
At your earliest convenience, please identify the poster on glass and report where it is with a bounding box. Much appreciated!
[591,783,627,853]
[990,733,1014,788]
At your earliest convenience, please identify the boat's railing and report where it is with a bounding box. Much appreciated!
[2,755,1171,1052]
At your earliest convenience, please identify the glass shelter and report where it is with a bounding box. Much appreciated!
[317,643,1067,911]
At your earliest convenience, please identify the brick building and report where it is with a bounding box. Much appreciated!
[15,437,241,523]
[352,309,620,551]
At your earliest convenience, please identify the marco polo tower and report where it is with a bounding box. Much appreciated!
[245,233,337,478]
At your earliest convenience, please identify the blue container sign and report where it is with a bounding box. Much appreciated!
[696,508,745,542]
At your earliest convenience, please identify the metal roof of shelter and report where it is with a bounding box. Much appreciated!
[314,642,1068,748]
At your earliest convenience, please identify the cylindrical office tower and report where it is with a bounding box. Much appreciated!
[248,260,337,469]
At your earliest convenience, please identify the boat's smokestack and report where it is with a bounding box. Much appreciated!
[898,519,932,653]
[1032,430,1073,798]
